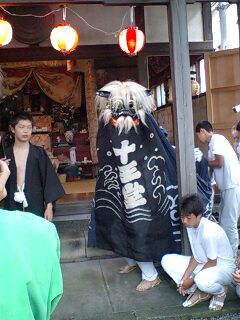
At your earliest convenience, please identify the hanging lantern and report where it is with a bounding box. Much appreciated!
[50,7,79,54]
[190,71,200,96]
[118,7,145,56]
[0,16,13,47]
[118,26,145,56]
[50,21,79,54]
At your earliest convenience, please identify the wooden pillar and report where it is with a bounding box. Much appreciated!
[202,2,213,41]
[168,0,197,254]
[237,2,240,47]
[135,5,148,88]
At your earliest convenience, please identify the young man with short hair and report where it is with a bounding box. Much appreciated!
[161,194,235,311]
[195,120,240,255]
[4,111,65,220]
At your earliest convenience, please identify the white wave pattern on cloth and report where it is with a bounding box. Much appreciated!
[147,155,166,205]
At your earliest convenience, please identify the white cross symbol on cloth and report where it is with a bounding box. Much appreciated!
[113,140,136,165]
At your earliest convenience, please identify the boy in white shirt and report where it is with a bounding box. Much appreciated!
[196,120,240,255]
[161,194,235,311]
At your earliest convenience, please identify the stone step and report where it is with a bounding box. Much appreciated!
[55,200,92,216]
[53,200,116,262]
[59,230,116,263]
[53,200,92,233]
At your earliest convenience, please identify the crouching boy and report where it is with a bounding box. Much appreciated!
[161,194,235,311]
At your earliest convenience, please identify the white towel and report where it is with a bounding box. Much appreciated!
[14,184,28,208]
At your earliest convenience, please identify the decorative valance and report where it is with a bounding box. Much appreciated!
[2,66,81,107]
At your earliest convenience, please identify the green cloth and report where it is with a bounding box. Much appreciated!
[0,209,63,320]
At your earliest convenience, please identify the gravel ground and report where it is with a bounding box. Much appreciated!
[192,313,240,320]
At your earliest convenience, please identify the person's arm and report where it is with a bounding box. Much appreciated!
[0,159,10,200]
[208,154,224,168]
[178,256,198,295]
[44,202,53,221]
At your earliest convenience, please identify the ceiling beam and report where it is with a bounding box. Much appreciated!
[0,0,239,6]
[0,42,213,63]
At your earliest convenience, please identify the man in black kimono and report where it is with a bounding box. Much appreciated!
[4,111,65,220]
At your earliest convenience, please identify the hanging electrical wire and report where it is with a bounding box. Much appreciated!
[0,5,129,37]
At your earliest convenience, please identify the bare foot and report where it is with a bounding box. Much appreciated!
[119,265,137,274]
[136,277,161,292]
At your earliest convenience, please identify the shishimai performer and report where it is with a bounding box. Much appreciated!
[93,80,179,291]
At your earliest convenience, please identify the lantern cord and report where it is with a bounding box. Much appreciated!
[0,6,62,18]
[62,6,67,21]
[67,6,128,36]
[0,5,129,36]
[130,6,136,26]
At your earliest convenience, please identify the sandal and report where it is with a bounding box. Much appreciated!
[182,289,212,308]
[119,265,137,274]
[209,288,227,311]
[136,276,161,292]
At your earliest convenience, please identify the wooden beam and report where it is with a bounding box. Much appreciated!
[144,41,213,54]
[0,42,213,63]
[0,0,170,5]
[187,0,238,3]
[135,5,148,87]
[202,2,213,41]
[0,0,239,6]
[168,0,197,254]
[135,5,145,33]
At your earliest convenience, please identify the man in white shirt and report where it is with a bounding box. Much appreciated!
[161,194,235,311]
[195,120,240,255]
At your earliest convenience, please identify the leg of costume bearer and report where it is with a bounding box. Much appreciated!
[125,257,137,267]
[161,254,191,284]
[219,186,240,256]
[136,261,158,281]
[119,257,138,274]
[194,264,235,295]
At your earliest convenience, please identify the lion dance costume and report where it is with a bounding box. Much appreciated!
[91,80,185,289]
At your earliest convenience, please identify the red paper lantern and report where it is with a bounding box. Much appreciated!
[50,21,79,54]
[118,26,145,56]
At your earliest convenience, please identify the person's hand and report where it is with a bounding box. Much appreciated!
[177,277,194,296]
[232,269,240,284]
[194,148,203,162]
[0,159,10,178]
[44,203,53,221]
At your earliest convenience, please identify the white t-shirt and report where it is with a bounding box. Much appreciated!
[187,217,234,266]
[208,134,240,191]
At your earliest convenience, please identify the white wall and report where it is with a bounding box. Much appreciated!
[145,3,203,43]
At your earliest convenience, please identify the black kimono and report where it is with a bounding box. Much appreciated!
[4,144,65,217]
